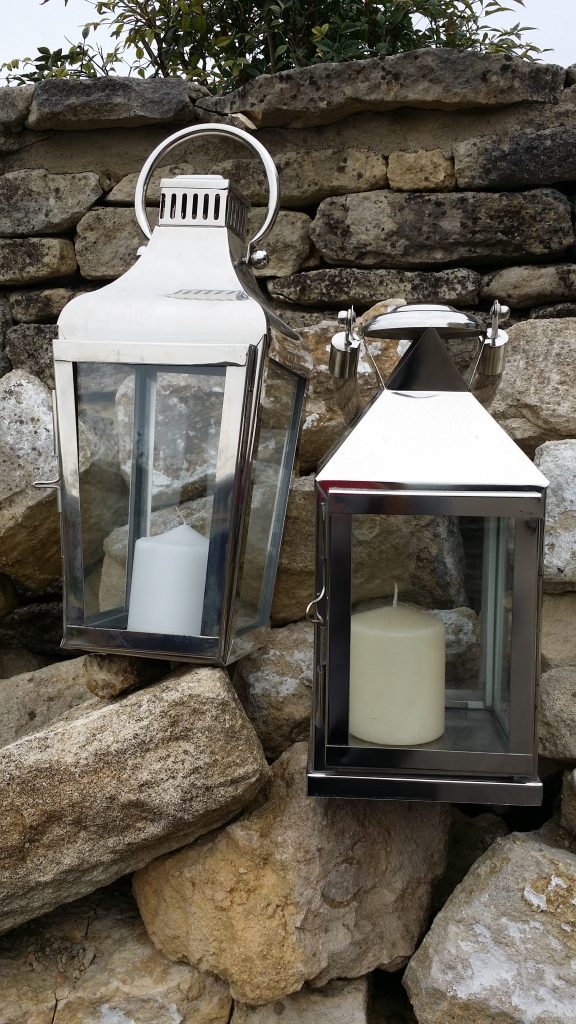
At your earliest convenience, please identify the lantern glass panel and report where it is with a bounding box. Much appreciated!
[235,360,302,632]
[75,361,228,636]
[346,512,516,755]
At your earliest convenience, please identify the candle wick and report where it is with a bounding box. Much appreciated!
[393,582,398,608]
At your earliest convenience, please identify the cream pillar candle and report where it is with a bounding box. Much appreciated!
[127,523,209,636]
[349,589,445,746]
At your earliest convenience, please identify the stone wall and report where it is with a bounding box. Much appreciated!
[2,50,576,1022]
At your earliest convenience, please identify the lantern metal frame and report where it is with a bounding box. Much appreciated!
[307,313,546,806]
[50,124,307,665]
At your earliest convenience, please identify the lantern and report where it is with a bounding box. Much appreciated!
[49,124,307,664]
[307,304,547,805]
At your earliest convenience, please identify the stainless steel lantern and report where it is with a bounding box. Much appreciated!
[307,303,548,805]
[49,124,307,664]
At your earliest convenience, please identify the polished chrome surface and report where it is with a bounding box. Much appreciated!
[53,339,251,367]
[329,308,362,381]
[134,122,280,256]
[363,303,489,340]
[54,359,84,628]
[307,770,543,805]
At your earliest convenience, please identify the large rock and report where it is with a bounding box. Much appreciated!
[268,267,481,308]
[231,978,369,1024]
[0,237,77,286]
[387,149,455,191]
[541,593,576,670]
[481,264,576,309]
[455,126,576,190]
[134,742,448,1005]
[539,666,576,763]
[0,656,95,749]
[310,189,574,268]
[530,302,576,320]
[26,77,206,130]
[561,772,576,836]
[432,808,508,914]
[197,50,565,128]
[0,573,17,619]
[0,646,48,678]
[248,208,311,277]
[0,170,104,236]
[0,84,34,127]
[75,206,156,280]
[0,666,269,933]
[9,285,90,323]
[534,440,576,592]
[0,880,232,1024]
[0,371,60,589]
[490,319,576,452]
[0,293,12,377]
[106,147,389,207]
[404,832,576,1023]
[5,323,56,387]
[83,652,168,699]
[233,619,314,759]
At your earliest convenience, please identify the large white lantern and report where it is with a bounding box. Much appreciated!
[49,124,307,664]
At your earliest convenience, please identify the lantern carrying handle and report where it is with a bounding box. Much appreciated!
[133,122,280,262]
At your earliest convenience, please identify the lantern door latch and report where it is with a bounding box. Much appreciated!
[306,584,326,626]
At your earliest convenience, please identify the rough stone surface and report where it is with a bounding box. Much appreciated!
[490,319,576,452]
[310,189,574,268]
[231,978,369,1024]
[0,293,12,377]
[541,593,576,670]
[0,237,77,286]
[0,84,34,128]
[0,646,48,678]
[432,808,509,914]
[534,440,576,592]
[234,620,314,759]
[387,149,455,191]
[0,656,94,749]
[561,772,576,836]
[197,50,565,128]
[83,652,168,699]
[530,302,576,320]
[134,742,449,1005]
[455,126,576,190]
[5,323,56,387]
[404,832,576,1024]
[0,601,64,657]
[26,77,207,130]
[248,208,312,277]
[9,286,90,323]
[0,573,17,619]
[75,206,156,280]
[481,264,576,309]
[268,267,481,308]
[0,170,104,237]
[107,148,389,207]
[0,371,61,589]
[0,880,232,1024]
[538,666,576,763]
[0,666,269,934]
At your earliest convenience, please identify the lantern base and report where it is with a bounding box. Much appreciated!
[307,769,543,806]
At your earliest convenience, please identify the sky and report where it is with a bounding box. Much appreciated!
[0,0,575,74]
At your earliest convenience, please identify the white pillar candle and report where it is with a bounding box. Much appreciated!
[349,591,445,746]
[127,523,209,636]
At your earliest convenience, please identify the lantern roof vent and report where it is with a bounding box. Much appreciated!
[159,174,250,238]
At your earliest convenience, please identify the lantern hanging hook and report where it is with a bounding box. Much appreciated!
[133,122,280,268]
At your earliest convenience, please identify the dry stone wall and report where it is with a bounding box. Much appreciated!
[2,50,576,1022]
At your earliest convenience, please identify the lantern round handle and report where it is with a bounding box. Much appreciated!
[134,122,280,259]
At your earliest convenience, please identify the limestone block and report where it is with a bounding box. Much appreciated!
[197,50,565,128]
[455,126,576,190]
[83,652,168,699]
[0,237,77,286]
[432,808,508,914]
[5,323,56,387]
[0,646,48,678]
[538,666,576,763]
[530,303,576,320]
[9,286,89,323]
[0,573,17,619]
[490,320,576,452]
[75,206,157,280]
[481,264,576,309]
[310,190,574,269]
[27,77,206,130]
[403,832,576,1023]
[561,771,576,836]
[541,594,576,670]
[0,602,64,657]
[0,881,232,1024]
[0,293,12,377]
[534,440,576,591]
[107,147,388,207]
[387,149,455,191]
[248,208,311,277]
[0,170,104,237]
[0,84,34,127]
[231,978,369,1024]
[268,267,481,309]
[0,666,269,933]
[234,620,314,759]
[134,742,449,1005]
[0,656,94,749]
